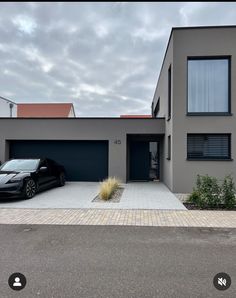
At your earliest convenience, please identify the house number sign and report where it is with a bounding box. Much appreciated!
[114,140,121,144]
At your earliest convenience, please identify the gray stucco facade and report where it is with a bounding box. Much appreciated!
[0,118,165,183]
[152,26,236,192]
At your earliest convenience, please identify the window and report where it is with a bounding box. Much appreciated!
[188,57,230,114]
[153,98,160,117]
[168,66,171,119]
[39,159,48,168]
[187,134,231,160]
[0,159,40,171]
[167,135,171,160]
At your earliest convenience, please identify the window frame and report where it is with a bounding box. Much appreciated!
[167,65,171,120]
[167,135,171,160]
[186,56,231,116]
[187,133,232,161]
[153,97,160,118]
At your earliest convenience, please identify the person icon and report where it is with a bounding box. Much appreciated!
[13,277,22,287]
[9,272,26,291]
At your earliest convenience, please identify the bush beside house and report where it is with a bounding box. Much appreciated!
[188,174,236,209]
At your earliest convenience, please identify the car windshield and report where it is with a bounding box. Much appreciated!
[0,159,40,172]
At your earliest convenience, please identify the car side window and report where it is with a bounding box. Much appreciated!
[39,159,48,169]
[46,159,54,169]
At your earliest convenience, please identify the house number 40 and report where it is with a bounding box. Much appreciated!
[114,140,121,144]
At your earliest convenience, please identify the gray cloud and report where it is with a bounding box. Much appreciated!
[0,2,235,116]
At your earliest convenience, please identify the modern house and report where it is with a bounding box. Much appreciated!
[17,103,76,118]
[0,96,17,117]
[151,25,235,193]
[0,26,235,193]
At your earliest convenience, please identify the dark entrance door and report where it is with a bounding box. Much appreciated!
[129,141,150,181]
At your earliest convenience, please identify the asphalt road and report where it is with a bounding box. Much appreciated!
[0,225,235,298]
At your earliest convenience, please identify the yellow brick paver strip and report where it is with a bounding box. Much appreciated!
[0,208,235,227]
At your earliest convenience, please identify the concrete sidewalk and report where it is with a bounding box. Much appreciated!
[0,208,235,228]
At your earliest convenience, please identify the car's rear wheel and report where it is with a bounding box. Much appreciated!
[24,179,36,199]
[58,172,66,187]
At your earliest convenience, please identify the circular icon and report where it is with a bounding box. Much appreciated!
[213,272,231,291]
[8,272,27,291]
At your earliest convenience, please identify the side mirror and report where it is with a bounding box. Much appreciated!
[39,166,47,172]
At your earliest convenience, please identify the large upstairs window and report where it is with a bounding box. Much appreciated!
[187,57,230,115]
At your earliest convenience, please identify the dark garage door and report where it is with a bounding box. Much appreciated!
[9,140,108,181]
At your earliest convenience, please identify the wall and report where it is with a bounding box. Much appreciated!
[0,118,165,182]
[172,27,236,193]
[152,33,174,190]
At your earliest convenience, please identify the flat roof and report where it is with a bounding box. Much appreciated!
[0,117,165,120]
[172,25,236,31]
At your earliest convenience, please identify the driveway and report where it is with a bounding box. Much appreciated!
[0,182,186,210]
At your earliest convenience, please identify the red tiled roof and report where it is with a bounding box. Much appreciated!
[120,115,152,118]
[17,103,74,118]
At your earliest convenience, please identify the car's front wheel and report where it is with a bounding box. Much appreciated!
[24,179,37,199]
[58,172,66,187]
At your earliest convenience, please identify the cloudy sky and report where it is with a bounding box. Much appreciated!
[0,2,236,116]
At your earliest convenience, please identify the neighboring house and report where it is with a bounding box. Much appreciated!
[0,99,75,118]
[17,103,76,118]
[0,96,17,117]
[0,25,235,193]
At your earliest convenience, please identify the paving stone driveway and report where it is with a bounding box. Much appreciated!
[0,182,186,210]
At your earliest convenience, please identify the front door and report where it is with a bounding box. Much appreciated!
[129,141,150,181]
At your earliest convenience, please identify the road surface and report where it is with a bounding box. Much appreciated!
[0,225,235,297]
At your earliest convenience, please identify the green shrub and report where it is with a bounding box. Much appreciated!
[188,174,221,208]
[188,174,236,209]
[221,175,236,209]
[187,190,200,205]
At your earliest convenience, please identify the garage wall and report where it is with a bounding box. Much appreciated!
[0,118,165,182]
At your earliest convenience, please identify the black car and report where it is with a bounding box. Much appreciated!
[0,158,66,199]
